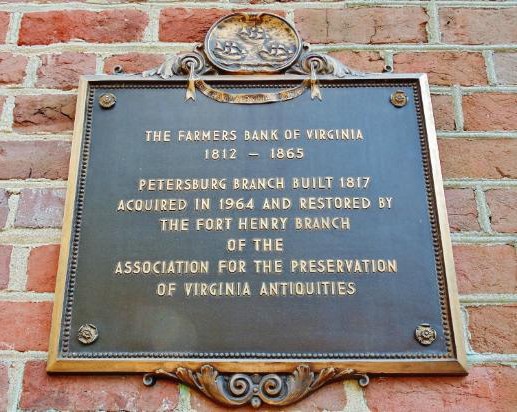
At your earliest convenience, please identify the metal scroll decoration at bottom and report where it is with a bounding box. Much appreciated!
[143,364,369,408]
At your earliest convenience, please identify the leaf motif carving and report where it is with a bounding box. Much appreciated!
[143,365,368,408]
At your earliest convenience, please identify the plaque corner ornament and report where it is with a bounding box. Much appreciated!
[77,324,98,345]
[390,90,408,108]
[142,365,369,408]
[98,93,116,109]
[415,323,437,346]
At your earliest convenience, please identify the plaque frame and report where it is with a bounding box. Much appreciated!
[48,73,467,376]
[47,11,468,409]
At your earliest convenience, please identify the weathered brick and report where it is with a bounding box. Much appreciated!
[0,12,9,44]
[190,381,346,412]
[0,53,27,85]
[0,302,52,351]
[486,189,517,233]
[431,95,455,131]
[453,245,517,294]
[0,189,8,228]
[394,52,487,86]
[19,10,148,46]
[329,51,385,73]
[444,189,480,232]
[295,8,428,44]
[26,245,59,293]
[365,366,517,411]
[438,139,517,179]
[104,53,165,74]
[494,52,517,85]
[15,189,65,229]
[13,94,76,133]
[160,9,232,42]
[0,363,7,411]
[37,52,96,90]
[440,8,517,45]
[0,246,12,290]
[0,141,71,180]
[468,306,517,353]
[463,93,517,131]
[21,361,179,410]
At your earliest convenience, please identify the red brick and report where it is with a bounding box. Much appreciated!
[15,189,65,229]
[494,52,517,85]
[0,363,6,411]
[486,189,517,233]
[468,306,517,353]
[438,139,517,179]
[444,189,480,232]
[19,10,148,46]
[0,12,9,44]
[26,245,59,293]
[0,53,27,85]
[21,361,179,410]
[13,95,76,133]
[295,8,428,44]
[0,246,12,290]
[191,381,346,412]
[0,189,8,228]
[0,141,71,180]
[160,9,231,42]
[329,51,385,73]
[453,245,517,294]
[365,366,517,412]
[431,95,455,131]
[0,302,52,351]
[440,8,517,45]
[104,53,165,74]
[37,52,96,90]
[394,52,487,86]
[463,93,517,131]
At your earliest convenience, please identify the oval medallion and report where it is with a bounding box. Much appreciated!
[205,12,302,74]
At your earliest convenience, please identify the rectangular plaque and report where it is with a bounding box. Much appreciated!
[48,74,466,374]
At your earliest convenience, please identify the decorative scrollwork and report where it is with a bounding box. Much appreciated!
[288,52,363,78]
[143,47,214,79]
[142,12,366,83]
[143,365,368,408]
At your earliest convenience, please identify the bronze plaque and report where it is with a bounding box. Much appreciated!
[48,74,466,379]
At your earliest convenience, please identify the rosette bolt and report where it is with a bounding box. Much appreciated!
[390,90,407,108]
[99,93,116,109]
[77,324,99,345]
[415,323,437,346]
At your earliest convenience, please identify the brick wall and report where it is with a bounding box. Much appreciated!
[0,1,515,410]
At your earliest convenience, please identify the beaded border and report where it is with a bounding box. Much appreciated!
[59,79,454,360]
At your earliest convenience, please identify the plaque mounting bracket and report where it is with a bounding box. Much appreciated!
[143,12,363,104]
[143,365,369,409]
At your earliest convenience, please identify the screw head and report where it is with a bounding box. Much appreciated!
[77,324,98,345]
[99,93,116,109]
[390,90,408,108]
